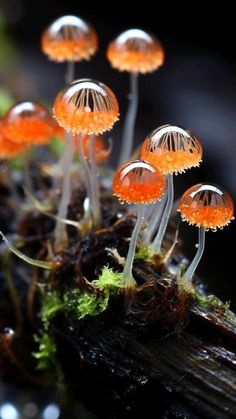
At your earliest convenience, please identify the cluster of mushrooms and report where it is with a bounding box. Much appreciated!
[0,15,234,292]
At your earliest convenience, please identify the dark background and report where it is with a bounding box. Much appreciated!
[0,0,235,306]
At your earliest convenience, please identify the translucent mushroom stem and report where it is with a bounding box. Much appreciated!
[77,133,92,212]
[182,227,205,282]
[118,72,138,166]
[122,204,143,289]
[0,232,53,270]
[88,134,102,228]
[151,173,174,254]
[65,60,75,84]
[54,132,74,250]
[143,192,167,244]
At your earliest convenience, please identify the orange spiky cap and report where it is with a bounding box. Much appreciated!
[1,101,54,145]
[113,159,165,204]
[141,125,202,175]
[178,183,234,231]
[0,120,29,158]
[107,29,164,74]
[53,79,119,135]
[41,15,98,62]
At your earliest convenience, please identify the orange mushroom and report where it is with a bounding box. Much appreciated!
[1,101,54,146]
[107,29,164,74]
[41,15,98,83]
[0,120,29,159]
[41,15,98,63]
[107,28,164,167]
[113,159,165,289]
[53,79,119,135]
[141,125,202,254]
[53,79,119,245]
[178,183,234,281]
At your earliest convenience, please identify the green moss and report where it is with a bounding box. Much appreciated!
[134,244,154,261]
[92,266,123,291]
[190,288,233,319]
[48,138,65,157]
[33,333,56,371]
[41,291,64,328]
[63,289,109,319]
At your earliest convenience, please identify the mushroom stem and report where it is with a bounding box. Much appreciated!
[88,134,102,228]
[182,227,205,282]
[122,204,143,289]
[151,173,174,253]
[54,131,74,250]
[0,232,53,270]
[65,60,75,83]
[77,133,92,213]
[118,72,138,166]
[143,191,167,244]
[23,148,34,197]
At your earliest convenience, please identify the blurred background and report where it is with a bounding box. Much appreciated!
[0,0,235,305]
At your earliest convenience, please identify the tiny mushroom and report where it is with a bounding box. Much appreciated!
[1,101,54,146]
[41,15,98,82]
[113,159,165,289]
[178,183,234,281]
[141,124,202,254]
[53,78,119,243]
[107,28,164,166]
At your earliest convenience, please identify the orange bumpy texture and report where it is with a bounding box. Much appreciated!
[53,79,119,135]
[178,183,234,230]
[141,125,202,174]
[0,122,29,158]
[41,16,98,62]
[107,29,164,73]
[113,159,165,204]
[2,102,54,145]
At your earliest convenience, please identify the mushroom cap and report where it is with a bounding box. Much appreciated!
[1,101,54,145]
[41,15,98,62]
[53,79,119,135]
[178,183,234,230]
[107,29,164,74]
[113,159,165,204]
[141,124,202,174]
[0,121,29,158]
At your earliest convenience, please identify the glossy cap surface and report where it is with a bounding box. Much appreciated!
[141,125,202,174]
[113,159,165,204]
[178,183,234,230]
[107,29,164,74]
[41,15,98,62]
[1,102,54,145]
[53,79,119,135]
[0,121,29,158]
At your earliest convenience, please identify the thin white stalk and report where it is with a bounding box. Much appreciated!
[23,148,34,198]
[77,133,92,211]
[123,205,143,288]
[118,72,138,167]
[54,132,74,250]
[0,232,53,270]
[151,173,174,254]
[89,134,101,228]
[143,192,168,244]
[182,227,205,282]
[65,61,75,84]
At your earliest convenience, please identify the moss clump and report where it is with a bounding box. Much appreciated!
[92,266,123,291]
[33,333,56,371]
[190,288,233,319]
[63,289,109,319]
[134,244,154,262]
